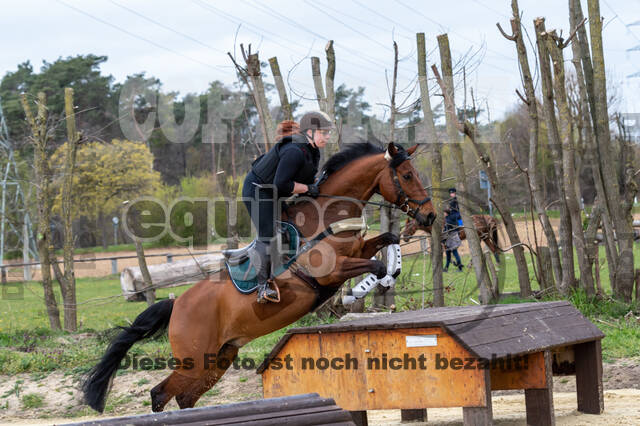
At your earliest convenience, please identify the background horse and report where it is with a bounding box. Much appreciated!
[402,214,501,263]
[83,142,435,413]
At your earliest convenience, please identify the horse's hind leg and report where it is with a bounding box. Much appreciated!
[150,371,198,412]
[175,344,239,409]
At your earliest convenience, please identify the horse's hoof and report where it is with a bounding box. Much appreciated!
[373,260,387,279]
[388,233,400,245]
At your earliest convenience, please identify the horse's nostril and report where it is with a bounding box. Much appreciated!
[427,212,436,226]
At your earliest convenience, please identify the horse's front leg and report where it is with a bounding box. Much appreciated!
[359,232,400,259]
[329,256,387,283]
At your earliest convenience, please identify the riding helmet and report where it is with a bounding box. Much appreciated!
[300,111,333,131]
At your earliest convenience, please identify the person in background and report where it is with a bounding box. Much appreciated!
[447,187,462,230]
[442,208,463,272]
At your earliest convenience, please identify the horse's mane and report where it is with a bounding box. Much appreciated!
[321,141,385,176]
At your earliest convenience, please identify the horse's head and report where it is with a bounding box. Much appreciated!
[376,143,436,229]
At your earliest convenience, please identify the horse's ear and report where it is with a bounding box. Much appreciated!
[386,142,398,160]
[407,144,418,156]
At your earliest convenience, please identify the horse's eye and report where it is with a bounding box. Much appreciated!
[403,173,412,181]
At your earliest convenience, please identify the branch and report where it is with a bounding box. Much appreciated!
[515,88,530,105]
[560,17,587,48]
[496,21,517,41]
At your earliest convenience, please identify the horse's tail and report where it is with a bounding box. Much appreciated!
[82,299,175,412]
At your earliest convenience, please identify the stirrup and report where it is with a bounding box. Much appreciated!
[256,280,280,304]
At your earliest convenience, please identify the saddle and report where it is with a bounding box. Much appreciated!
[222,217,368,295]
[222,221,301,294]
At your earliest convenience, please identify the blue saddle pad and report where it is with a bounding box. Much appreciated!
[225,221,300,293]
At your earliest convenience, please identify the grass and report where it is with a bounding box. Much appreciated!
[0,244,638,376]
[21,393,45,409]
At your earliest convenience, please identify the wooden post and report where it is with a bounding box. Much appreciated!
[575,340,604,414]
[400,408,427,422]
[349,410,368,426]
[525,350,555,425]
[462,369,493,425]
[111,259,117,275]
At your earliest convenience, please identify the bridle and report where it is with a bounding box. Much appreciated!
[389,165,432,219]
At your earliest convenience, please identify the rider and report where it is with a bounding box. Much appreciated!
[241,111,333,303]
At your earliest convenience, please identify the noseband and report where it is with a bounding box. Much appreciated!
[387,151,431,219]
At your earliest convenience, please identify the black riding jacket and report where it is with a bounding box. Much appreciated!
[251,133,320,197]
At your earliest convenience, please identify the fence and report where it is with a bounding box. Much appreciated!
[0,250,221,284]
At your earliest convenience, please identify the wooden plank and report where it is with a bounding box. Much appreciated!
[462,369,493,426]
[400,409,427,422]
[349,410,368,426]
[524,350,555,426]
[446,305,579,348]
[490,351,547,390]
[285,302,571,335]
[262,327,487,410]
[62,394,334,425]
[575,340,604,414]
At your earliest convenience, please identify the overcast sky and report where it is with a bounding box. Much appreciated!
[1,0,639,121]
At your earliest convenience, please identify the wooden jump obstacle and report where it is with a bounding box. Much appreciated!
[62,393,354,425]
[258,301,604,426]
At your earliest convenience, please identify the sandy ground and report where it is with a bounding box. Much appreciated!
[0,358,638,425]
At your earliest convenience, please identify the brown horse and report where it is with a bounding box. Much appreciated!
[402,214,501,262]
[83,142,436,412]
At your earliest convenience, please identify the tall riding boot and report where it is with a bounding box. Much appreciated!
[253,241,278,303]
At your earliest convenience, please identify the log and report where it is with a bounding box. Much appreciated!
[120,254,223,301]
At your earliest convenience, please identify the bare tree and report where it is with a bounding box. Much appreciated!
[311,41,338,156]
[587,0,635,301]
[435,34,494,303]
[374,41,401,310]
[498,0,563,291]
[229,44,275,152]
[417,32,444,307]
[269,56,292,121]
[57,87,82,331]
[547,28,596,296]
[535,17,576,295]
[21,92,61,330]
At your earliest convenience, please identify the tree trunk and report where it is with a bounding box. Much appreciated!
[547,33,595,296]
[374,41,400,310]
[268,56,292,120]
[246,52,275,152]
[569,0,617,290]
[134,240,155,306]
[100,212,108,250]
[417,32,444,307]
[587,0,634,301]
[504,0,563,291]
[534,18,575,295]
[310,42,339,156]
[435,34,493,304]
[21,92,61,330]
[60,87,80,331]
